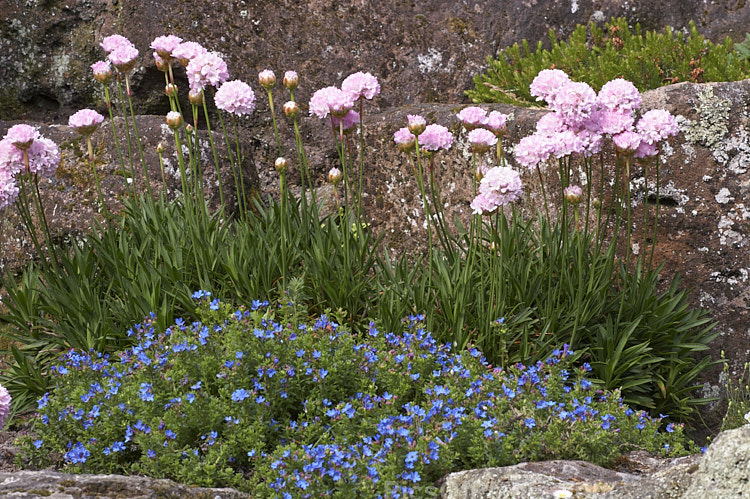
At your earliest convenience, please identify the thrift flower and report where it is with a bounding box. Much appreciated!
[468,128,497,153]
[470,165,523,214]
[563,185,583,205]
[308,86,354,119]
[186,51,229,92]
[597,78,642,114]
[341,71,380,100]
[329,110,360,133]
[215,80,256,116]
[0,167,19,210]
[90,61,113,84]
[485,111,508,136]
[327,167,342,185]
[529,69,571,103]
[274,157,288,173]
[68,109,105,136]
[393,127,416,153]
[282,71,299,90]
[100,34,132,53]
[150,35,183,61]
[258,69,276,89]
[456,106,487,130]
[513,133,555,169]
[597,110,635,136]
[549,80,597,127]
[2,129,60,178]
[612,131,642,153]
[172,41,207,66]
[407,114,426,135]
[165,111,183,129]
[6,124,36,151]
[0,383,11,428]
[636,109,679,144]
[418,124,453,152]
[108,44,139,72]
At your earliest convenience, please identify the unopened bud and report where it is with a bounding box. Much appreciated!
[563,185,583,205]
[165,83,178,97]
[155,54,169,72]
[185,124,194,134]
[593,197,602,209]
[259,69,276,89]
[407,115,426,136]
[283,101,300,119]
[165,111,182,129]
[283,71,299,90]
[328,167,342,185]
[189,90,204,105]
[156,142,165,154]
[274,157,288,173]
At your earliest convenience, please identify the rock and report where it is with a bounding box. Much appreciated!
[685,424,750,495]
[0,470,251,498]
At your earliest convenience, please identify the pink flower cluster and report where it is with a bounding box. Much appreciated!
[0,124,60,210]
[514,70,679,168]
[150,35,183,61]
[309,72,380,130]
[393,115,454,153]
[215,80,256,116]
[68,109,105,136]
[172,41,208,67]
[0,384,10,429]
[341,72,381,101]
[470,165,523,214]
[187,51,230,93]
[101,34,139,72]
[456,106,508,136]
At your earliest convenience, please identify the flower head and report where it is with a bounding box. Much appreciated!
[6,124,37,151]
[467,128,497,154]
[471,165,522,214]
[274,157,288,173]
[68,109,105,136]
[108,44,139,72]
[172,41,207,67]
[215,80,256,116]
[150,35,183,60]
[100,34,132,53]
[636,109,679,144]
[258,69,276,90]
[27,137,60,177]
[513,133,554,169]
[564,185,583,205]
[418,124,453,152]
[612,130,642,153]
[283,71,299,90]
[165,111,183,129]
[597,78,642,114]
[596,110,635,136]
[327,167,342,185]
[549,80,597,127]
[341,71,380,100]
[0,384,10,429]
[393,127,416,153]
[529,69,571,103]
[90,61,113,84]
[283,101,300,119]
[407,114,426,135]
[329,110,360,133]
[186,51,229,92]
[456,106,487,130]
[0,167,18,211]
[309,86,355,119]
[485,111,508,136]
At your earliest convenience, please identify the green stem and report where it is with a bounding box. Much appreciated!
[103,85,132,199]
[201,92,226,209]
[125,73,153,198]
[87,136,108,216]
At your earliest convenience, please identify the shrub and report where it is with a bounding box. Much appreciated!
[467,18,750,106]
[19,295,695,496]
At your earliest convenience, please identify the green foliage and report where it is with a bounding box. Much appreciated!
[467,18,750,106]
[19,299,695,495]
[720,357,750,431]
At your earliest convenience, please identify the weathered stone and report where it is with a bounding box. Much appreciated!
[0,470,252,498]
[685,424,750,495]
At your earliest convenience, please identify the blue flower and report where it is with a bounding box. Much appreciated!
[231,389,250,402]
[33,440,43,449]
[524,418,536,429]
[64,442,90,464]
[210,298,220,311]
[191,290,211,300]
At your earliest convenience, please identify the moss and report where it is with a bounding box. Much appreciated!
[684,86,731,150]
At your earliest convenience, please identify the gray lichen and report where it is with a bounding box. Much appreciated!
[683,86,731,150]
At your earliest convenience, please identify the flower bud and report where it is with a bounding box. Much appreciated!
[185,124,194,134]
[91,61,113,84]
[259,69,276,90]
[189,90,204,105]
[283,71,299,90]
[283,101,300,119]
[328,167,342,186]
[165,111,182,129]
[165,83,178,97]
[156,142,165,154]
[155,54,169,73]
[407,115,426,136]
[274,157,288,173]
[593,197,602,209]
[564,185,583,205]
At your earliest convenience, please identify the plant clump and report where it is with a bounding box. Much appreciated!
[467,18,750,106]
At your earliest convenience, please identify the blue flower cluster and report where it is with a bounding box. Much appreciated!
[24,294,689,497]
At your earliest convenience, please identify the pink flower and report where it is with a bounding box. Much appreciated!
[186,51,229,92]
[485,111,508,135]
[636,109,679,144]
[0,384,10,429]
[456,106,487,130]
[612,131,642,153]
[6,124,37,151]
[283,71,299,90]
[172,41,207,66]
[407,114,426,135]
[258,69,276,89]
[597,78,642,114]
[550,129,584,158]
[394,127,416,152]
[529,69,571,103]
[100,34,133,53]
[68,109,105,136]
[90,61,113,84]
[468,128,497,153]
[535,113,566,135]
[215,80,256,116]
[26,137,60,177]
[596,110,635,136]
[471,165,523,214]
[634,141,659,159]
[342,71,380,100]
[564,185,583,204]
[549,81,597,127]
[576,128,604,157]
[0,139,24,176]
[108,44,139,72]
[0,167,19,211]
[150,35,183,60]
[513,133,555,169]
[329,110,360,132]
[418,124,453,152]
[308,86,355,119]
